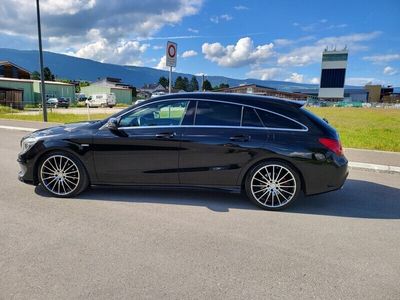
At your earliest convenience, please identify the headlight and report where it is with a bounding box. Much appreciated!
[20,137,39,154]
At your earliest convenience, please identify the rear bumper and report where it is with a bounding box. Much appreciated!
[303,156,349,196]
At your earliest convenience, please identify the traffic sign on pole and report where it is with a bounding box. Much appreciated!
[166,41,177,93]
[166,41,177,67]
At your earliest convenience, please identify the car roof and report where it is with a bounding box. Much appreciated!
[145,92,305,109]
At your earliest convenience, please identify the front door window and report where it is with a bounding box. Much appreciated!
[119,100,189,127]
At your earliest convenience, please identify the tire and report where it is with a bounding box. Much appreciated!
[38,151,89,198]
[245,160,301,210]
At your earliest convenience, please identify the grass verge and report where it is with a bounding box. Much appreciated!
[307,107,400,152]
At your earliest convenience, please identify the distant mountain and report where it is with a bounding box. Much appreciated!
[0,48,369,91]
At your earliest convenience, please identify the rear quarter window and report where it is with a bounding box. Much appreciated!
[256,109,305,130]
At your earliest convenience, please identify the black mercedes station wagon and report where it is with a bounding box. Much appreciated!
[18,93,348,210]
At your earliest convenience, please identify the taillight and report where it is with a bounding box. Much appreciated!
[318,138,343,156]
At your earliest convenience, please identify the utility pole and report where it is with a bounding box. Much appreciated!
[36,0,47,122]
[168,66,172,94]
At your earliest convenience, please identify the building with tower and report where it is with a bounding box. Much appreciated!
[318,48,348,100]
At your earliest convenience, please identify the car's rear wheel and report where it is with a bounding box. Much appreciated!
[245,161,301,210]
[38,152,88,197]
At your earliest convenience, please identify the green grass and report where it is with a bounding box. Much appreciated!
[307,107,400,152]
[1,105,399,152]
[0,111,111,124]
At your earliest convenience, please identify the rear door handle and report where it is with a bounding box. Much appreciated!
[229,135,250,142]
[156,132,176,139]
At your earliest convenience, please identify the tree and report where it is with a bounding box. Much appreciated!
[131,86,137,99]
[31,71,40,80]
[188,76,199,92]
[183,77,189,91]
[202,79,212,91]
[43,67,55,81]
[76,81,90,93]
[158,76,169,88]
[213,83,230,90]
[174,76,188,91]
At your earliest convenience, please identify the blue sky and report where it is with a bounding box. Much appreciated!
[0,0,399,86]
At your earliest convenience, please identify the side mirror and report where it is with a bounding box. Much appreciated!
[106,117,119,131]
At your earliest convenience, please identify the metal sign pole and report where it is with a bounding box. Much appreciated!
[36,0,47,122]
[169,66,172,94]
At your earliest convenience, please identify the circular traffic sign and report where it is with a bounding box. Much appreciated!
[168,44,176,58]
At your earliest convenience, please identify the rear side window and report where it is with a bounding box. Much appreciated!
[242,107,264,127]
[195,101,241,126]
[256,109,304,130]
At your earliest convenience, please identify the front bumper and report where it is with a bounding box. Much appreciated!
[17,156,36,185]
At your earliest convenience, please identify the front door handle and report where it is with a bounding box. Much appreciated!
[229,135,250,142]
[156,132,176,139]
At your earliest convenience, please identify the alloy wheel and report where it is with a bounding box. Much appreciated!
[250,164,297,208]
[40,154,80,196]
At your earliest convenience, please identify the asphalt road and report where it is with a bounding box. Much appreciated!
[1,128,400,299]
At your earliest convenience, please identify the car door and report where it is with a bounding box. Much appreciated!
[179,100,269,187]
[92,99,189,185]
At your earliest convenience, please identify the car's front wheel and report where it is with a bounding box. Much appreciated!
[245,161,301,210]
[38,152,89,197]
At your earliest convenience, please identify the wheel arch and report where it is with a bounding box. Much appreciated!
[33,148,91,185]
[239,157,306,194]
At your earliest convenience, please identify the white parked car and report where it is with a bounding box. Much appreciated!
[86,93,116,108]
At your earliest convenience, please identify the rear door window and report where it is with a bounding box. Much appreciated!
[195,101,241,126]
[256,109,305,130]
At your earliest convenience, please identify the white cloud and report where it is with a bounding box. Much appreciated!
[220,14,233,21]
[363,54,400,63]
[210,14,232,24]
[327,24,348,30]
[188,27,199,33]
[346,77,384,86]
[274,39,293,46]
[285,73,304,83]
[246,68,281,80]
[155,55,167,70]
[40,0,96,15]
[383,66,398,75]
[181,50,198,58]
[278,31,381,66]
[73,31,149,65]
[310,77,320,84]
[202,37,274,68]
[0,0,203,64]
[234,5,248,10]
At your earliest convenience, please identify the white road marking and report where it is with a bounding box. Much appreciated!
[0,125,36,132]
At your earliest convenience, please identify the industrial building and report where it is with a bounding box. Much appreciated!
[0,61,31,79]
[81,77,133,104]
[215,84,308,100]
[0,77,76,108]
[318,49,348,100]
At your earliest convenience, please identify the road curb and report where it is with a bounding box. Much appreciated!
[348,162,400,174]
